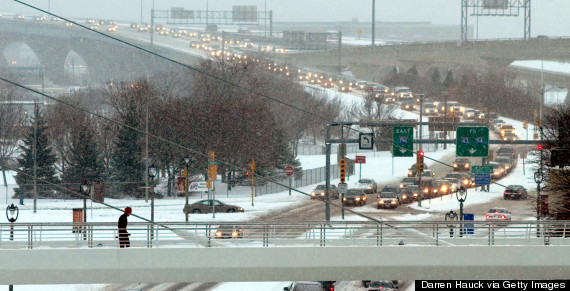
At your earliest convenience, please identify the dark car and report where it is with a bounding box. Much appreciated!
[504,185,528,200]
[183,199,244,214]
[284,281,325,291]
[408,163,429,177]
[368,280,398,291]
[214,225,243,239]
[406,185,421,201]
[379,185,401,202]
[343,189,367,206]
[497,146,518,159]
[399,177,417,189]
[489,162,506,179]
[453,158,471,172]
[399,187,413,204]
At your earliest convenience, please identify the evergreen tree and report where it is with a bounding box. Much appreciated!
[407,65,419,76]
[15,105,59,199]
[111,99,143,197]
[61,114,105,198]
[443,70,455,88]
[431,69,441,84]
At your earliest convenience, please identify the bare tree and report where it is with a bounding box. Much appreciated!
[0,87,26,198]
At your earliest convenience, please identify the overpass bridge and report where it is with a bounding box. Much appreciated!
[285,37,570,89]
[0,220,568,284]
[2,18,570,90]
[0,19,203,85]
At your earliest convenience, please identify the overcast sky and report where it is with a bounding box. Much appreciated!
[3,0,569,38]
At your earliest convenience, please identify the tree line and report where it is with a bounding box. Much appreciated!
[0,58,340,199]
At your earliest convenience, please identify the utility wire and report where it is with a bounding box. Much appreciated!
[13,0,362,136]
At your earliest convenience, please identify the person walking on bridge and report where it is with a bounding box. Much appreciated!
[118,207,132,248]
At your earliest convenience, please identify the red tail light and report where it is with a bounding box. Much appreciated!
[503,191,507,194]
[501,215,506,219]
[486,215,490,219]
[330,287,334,291]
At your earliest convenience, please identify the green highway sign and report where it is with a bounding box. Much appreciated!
[393,126,414,157]
[471,165,493,174]
[208,161,220,165]
[456,127,489,157]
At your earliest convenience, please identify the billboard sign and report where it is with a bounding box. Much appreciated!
[232,6,257,22]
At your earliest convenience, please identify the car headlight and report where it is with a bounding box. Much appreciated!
[320,193,325,196]
[379,201,384,204]
[465,164,470,168]
[216,232,222,237]
[424,189,429,193]
[343,198,346,201]
[391,201,397,204]
[402,195,407,199]
[355,197,360,201]
[232,231,239,237]
[441,186,447,191]
[237,208,244,211]
[311,192,315,196]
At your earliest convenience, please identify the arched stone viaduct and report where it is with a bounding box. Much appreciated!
[0,20,198,85]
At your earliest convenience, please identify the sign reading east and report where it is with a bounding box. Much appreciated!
[393,126,414,157]
[456,127,489,157]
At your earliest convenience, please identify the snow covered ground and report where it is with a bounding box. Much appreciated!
[0,126,539,290]
[0,82,543,289]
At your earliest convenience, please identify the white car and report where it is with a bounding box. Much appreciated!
[355,179,377,194]
[486,207,512,222]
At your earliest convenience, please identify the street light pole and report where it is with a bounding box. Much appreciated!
[81,181,90,241]
[184,156,191,222]
[456,187,467,237]
[148,164,157,241]
[33,101,38,213]
[6,203,18,291]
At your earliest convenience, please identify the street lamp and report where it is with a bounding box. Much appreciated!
[148,164,158,224]
[183,156,193,222]
[6,203,18,291]
[81,181,90,240]
[6,203,19,240]
[534,170,544,236]
[456,187,467,237]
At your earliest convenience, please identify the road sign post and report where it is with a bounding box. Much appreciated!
[359,133,374,150]
[456,127,489,157]
[355,155,365,179]
[393,126,414,157]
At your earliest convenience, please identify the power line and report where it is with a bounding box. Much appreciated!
[13,0,362,136]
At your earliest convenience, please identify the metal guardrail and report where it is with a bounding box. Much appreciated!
[0,220,567,249]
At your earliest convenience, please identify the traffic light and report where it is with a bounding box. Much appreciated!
[208,165,217,181]
[537,144,543,150]
[339,158,346,183]
[416,150,425,173]
[523,120,528,130]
